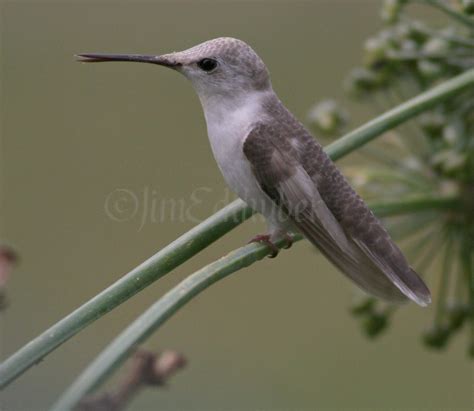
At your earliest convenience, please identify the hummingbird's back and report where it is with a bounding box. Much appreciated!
[248,95,431,305]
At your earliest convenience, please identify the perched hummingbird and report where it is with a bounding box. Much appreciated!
[77,37,431,306]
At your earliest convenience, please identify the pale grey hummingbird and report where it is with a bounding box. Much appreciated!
[77,37,431,306]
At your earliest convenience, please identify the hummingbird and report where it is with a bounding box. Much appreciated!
[77,37,431,306]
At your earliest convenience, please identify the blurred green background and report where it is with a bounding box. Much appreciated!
[1,1,472,410]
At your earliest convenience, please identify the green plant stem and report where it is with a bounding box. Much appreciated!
[49,236,295,411]
[368,195,461,216]
[387,212,437,241]
[401,15,474,47]
[420,0,474,29]
[435,234,454,326]
[460,238,474,357]
[51,194,459,411]
[324,68,474,159]
[1,67,474,390]
[388,51,474,61]
[0,200,254,388]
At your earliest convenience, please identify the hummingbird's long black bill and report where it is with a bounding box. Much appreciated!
[75,53,180,68]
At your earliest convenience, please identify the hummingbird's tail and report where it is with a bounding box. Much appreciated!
[297,219,430,306]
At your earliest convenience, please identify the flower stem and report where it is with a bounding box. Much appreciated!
[460,238,474,357]
[0,200,254,388]
[327,68,474,160]
[369,195,461,217]
[50,194,459,411]
[1,67,474,390]
[434,234,454,326]
[420,0,474,29]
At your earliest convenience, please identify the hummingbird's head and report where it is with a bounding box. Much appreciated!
[76,37,272,102]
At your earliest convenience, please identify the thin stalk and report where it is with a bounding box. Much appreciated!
[405,18,474,47]
[391,79,432,158]
[327,68,474,159]
[404,225,438,262]
[414,227,445,275]
[435,234,454,326]
[387,212,437,241]
[460,238,474,357]
[354,169,434,191]
[1,67,474,389]
[50,236,295,411]
[50,196,459,411]
[0,200,254,388]
[387,51,474,61]
[367,195,460,216]
[355,145,406,168]
[420,0,474,29]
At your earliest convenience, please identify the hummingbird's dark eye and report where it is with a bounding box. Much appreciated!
[197,58,218,72]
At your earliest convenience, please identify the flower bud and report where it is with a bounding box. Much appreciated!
[307,100,349,136]
[345,67,379,97]
[447,302,468,331]
[419,112,446,134]
[364,35,393,67]
[422,325,450,348]
[350,297,375,316]
[381,0,406,23]
[459,0,474,14]
[423,38,450,55]
[417,59,443,80]
[442,121,464,146]
[363,313,389,338]
[432,148,465,172]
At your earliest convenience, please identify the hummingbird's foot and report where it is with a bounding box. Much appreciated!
[282,233,294,250]
[248,234,280,258]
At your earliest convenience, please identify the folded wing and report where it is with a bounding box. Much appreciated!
[243,122,431,306]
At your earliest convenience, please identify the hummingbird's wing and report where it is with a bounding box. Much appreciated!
[243,122,431,306]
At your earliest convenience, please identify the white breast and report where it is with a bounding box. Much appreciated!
[199,91,274,216]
